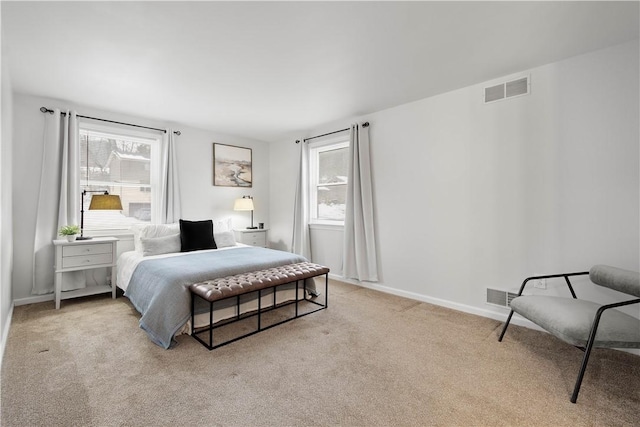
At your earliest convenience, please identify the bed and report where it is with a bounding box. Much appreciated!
[117,221,314,349]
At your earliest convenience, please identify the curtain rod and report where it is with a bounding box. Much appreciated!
[296,122,369,143]
[39,107,181,135]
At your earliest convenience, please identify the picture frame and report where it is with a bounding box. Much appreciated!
[213,143,252,187]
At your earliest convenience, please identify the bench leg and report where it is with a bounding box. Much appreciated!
[208,301,213,349]
[257,289,262,331]
[190,293,215,350]
[295,280,300,317]
[324,273,328,308]
[191,292,195,336]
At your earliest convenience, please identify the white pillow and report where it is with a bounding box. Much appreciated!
[140,233,181,257]
[214,230,236,248]
[132,223,180,252]
[212,217,232,233]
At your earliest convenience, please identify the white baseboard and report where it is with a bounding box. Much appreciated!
[0,302,14,368]
[13,294,53,306]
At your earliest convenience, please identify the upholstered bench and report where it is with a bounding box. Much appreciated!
[189,262,330,350]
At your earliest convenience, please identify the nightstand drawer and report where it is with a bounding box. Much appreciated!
[244,233,266,245]
[234,229,268,248]
[63,243,113,257]
[62,253,113,268]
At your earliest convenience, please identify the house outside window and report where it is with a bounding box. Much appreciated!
[309,138,349,225]
[80,124,161,232]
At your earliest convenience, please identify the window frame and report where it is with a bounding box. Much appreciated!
[308,136,349,226]
[78,121,162,234]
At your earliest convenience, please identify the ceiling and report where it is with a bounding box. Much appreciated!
[3,1,639,143]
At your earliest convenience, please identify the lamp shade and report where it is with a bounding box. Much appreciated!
[88,194,123,210]
[233,197,254,211]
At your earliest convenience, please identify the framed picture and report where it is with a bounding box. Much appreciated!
[213,143,252,187]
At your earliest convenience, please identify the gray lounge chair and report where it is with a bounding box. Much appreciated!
[498,265,640,403]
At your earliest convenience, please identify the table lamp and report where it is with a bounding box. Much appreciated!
[234,196,257,229]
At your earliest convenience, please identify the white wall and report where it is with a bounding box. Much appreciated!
[270,40,639,320]
[309,225,344,277]
[11,93,270,302]
[1,41,15,361]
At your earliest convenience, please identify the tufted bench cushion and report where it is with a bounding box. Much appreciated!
[189,262,330,302]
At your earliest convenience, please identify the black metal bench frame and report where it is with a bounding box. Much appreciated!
[190,272,328,350]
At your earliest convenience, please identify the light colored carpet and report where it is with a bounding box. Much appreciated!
[2,279,639,426]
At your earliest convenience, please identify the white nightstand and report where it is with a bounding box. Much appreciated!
[53,236,118,309]
[234,229,268,248]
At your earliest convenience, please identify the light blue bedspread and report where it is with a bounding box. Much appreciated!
[125,246,308,349]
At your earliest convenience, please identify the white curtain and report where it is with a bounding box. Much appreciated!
[343,123,378,282]
[33,109,81,295]
[291,140,311,260]
[159,129,181,223]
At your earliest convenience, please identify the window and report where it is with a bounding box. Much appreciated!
[309,139,349,224]
[79,124,161,232]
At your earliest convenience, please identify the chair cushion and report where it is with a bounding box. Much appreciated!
[510,296,640,348]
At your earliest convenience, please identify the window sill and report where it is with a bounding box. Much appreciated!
[309,223,344,231]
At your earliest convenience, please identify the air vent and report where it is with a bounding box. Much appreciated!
[506,292,518,306]
[484,84,505,103]
[486,288,519,307]
[484,75,529,104]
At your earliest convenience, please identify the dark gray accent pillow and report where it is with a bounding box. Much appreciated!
[179,219,217,252]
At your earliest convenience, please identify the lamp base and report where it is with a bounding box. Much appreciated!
[246,226,258,229]
[76,236,93,240]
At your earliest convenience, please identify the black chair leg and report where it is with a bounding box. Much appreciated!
[570,314,602,403]
[498,310,515,342]
[571,346,594,403]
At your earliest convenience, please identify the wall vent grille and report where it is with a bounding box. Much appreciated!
[486,288,519,307]
[484,75,530,104]
[484,84,505,103]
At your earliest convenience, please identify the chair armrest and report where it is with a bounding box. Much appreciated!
[516,271,589,297]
